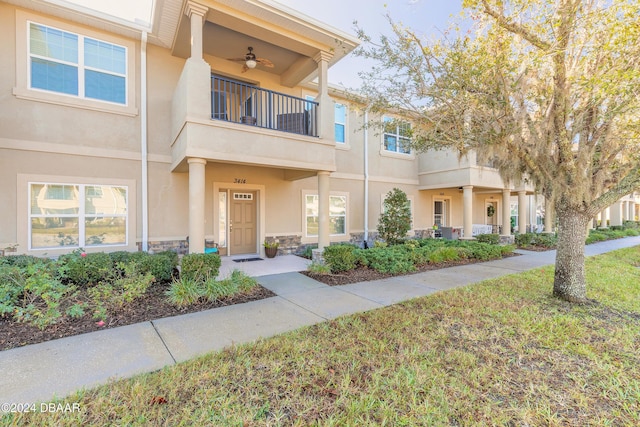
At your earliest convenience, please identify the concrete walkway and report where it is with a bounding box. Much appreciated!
[1,236,639,407]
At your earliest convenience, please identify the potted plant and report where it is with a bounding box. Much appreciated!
[263,240,279,258]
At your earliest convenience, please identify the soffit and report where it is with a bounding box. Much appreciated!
[172,0,359,85]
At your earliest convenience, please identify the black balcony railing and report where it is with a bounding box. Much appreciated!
[211,75,318,137]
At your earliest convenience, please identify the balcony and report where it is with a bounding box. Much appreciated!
[170,65,335,175]
[211,76,318,137]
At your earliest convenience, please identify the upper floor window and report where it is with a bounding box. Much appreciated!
[335,103,346,143]
[28,22,127,105]
[383,116,411,154]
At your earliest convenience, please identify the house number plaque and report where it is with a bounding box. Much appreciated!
[233,178,247,184]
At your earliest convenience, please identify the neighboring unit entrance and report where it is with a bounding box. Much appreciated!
[230,191,257,255]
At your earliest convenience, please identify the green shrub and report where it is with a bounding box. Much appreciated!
[533,233,557,248]
[108,251,132,264]
[623,228,640,236]
[356,247,415,274]
[323,245,357,273]
[88,263,155,320]
[500,244,516,255]
[166,278,203,307]
[466,242,503,260]
[586,231,608,244]
[180,253,221,282]
[377,188,412,245]
[135,252,175,282]
[428,247,461,264]
[0,265,24,315]
[307,261,331,275]
[514,233,534,247]
[623,220,639,229]
[1,255,49,268]
[156,251,179,269]
[57,250,114,287]
[475,234,500,245]
[12,263,75,329]
[203,270,257,301]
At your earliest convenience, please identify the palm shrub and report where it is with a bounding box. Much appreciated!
[377,188,412,245]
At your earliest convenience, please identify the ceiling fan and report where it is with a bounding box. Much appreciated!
[228,47,274,73]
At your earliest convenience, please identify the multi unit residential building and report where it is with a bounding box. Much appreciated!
[1,0,638,258]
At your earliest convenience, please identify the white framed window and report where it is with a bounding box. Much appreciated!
[434,199,449,227]
[510,202,519,227]
[383,116,411,154]
[29,182,128,249]
[335,103,346,143]
[305,194,347,237]
[28,21,127,105]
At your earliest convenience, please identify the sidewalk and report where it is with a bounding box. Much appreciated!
[2,237,639,407]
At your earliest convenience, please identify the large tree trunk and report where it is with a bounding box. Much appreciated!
[553,208,589,303]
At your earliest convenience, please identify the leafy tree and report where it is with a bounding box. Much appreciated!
[378,188,412,245]
[356,0,640,303]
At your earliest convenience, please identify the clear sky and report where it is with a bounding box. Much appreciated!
[273,0,464,88]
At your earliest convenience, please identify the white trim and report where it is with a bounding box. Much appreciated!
[14,10,137,116]
[381,116,413,156]
[140,31,148,252]
[17,174,137,256]
[301,189,349,243]
[433,196,452,227]
[27,20,127,104]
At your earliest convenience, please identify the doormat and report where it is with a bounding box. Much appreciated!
[233,257,263,263]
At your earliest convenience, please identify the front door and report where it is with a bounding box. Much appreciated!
[230,191,257,255]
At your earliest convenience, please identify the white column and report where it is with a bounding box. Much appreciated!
[630,201,636,221]
[610,201,623,226]
[621,201,628,221]
[462,186,473,239]
[317,171,331,250]
[313,51,334,141]
[188,158,207,254]
[544,197,554,233]
[186,1,208,62]
[501,189,511,236]
[518,191,527,234]
[600,208,608,228]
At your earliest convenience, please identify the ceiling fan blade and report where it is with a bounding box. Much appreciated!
[256,58,274,68]
[227,57,247,62]
[241,64,249,73]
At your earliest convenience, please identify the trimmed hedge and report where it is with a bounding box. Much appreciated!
[323,245,357,273]
[180,253,221,282]
[475,234,500,245]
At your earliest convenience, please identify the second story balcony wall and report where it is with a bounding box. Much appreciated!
[212,76,318,137]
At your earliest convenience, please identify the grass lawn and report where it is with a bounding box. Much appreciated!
[4,247,640,426]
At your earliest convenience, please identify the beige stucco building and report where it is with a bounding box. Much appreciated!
[1,0,637,258]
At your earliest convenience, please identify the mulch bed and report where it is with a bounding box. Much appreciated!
[0,283,275,351]
[302,254,519,286]
[1,252,522,351]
